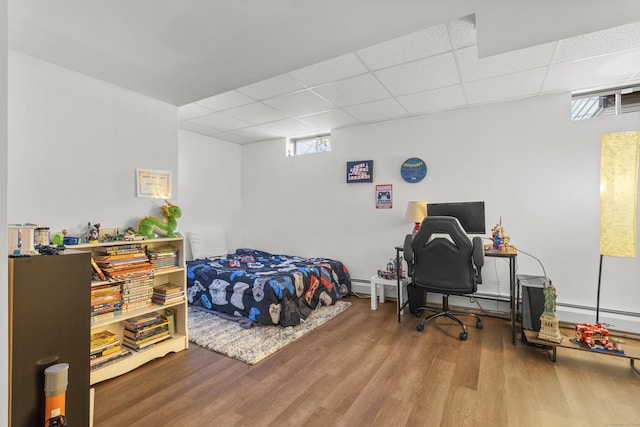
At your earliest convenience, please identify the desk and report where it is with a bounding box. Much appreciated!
[484,246,518,344]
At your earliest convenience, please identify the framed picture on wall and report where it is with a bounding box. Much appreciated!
[346,160,373,183]
[136,168,172,198]
[376,184,393,209]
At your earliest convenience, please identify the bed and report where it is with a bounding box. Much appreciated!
[185,229,352,327]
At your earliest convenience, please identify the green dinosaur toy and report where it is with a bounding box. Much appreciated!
[137,201,182,238]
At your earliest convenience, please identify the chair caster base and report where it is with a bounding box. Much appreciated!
[459,332,468,340]
[476,319,483,329]
[416,324,424,332]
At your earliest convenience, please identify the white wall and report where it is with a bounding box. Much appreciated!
[7,50,179,235]
[1,0,8,424]
[178,130,243,259]
[240,93,640,332]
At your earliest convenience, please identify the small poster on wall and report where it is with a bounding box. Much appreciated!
[136,168,172,198]
[376,184,393,209]
[346,160,373,183]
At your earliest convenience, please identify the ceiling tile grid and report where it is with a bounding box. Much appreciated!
[178,16,640,145]
[312,74,392,107]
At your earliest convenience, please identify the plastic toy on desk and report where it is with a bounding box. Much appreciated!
[377,257,404,280]
[491,223,510,251]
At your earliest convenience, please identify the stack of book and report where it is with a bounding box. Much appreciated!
[94,244,154,280]
[122,275,154,312]
[152,283,184,305]
[146,245,179,270]
[90,330,131,371]
[91,283,122,322]
[122,313,172,352]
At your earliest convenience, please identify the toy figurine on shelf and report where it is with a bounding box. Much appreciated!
[137,201,181,238]
[86,222,100,244]
[538,284,562,343]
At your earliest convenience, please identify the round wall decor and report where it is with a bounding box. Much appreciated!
[400,158,427,183]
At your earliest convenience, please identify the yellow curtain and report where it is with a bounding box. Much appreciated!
[600,131,640,257]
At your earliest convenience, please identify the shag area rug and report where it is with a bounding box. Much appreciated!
[188,301,351,364]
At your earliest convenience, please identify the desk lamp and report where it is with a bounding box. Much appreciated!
[405,201,427,233]
[598,131,639,322]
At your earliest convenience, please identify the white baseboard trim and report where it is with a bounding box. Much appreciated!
[351,277,640,335]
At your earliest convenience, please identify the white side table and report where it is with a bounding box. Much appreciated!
[370,275,409,314]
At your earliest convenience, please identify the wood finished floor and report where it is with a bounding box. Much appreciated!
[93,297,640,427]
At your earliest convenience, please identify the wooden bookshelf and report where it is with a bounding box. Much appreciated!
[72,237,188,385]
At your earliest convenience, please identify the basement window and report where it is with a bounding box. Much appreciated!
[571,85,640,120]
[286,133,331,157]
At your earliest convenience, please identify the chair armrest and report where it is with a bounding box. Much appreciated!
[403,234,414,279]
[472,236,484,284]
[403,234,414,264]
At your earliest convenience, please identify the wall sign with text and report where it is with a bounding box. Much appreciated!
[136,168,172,198]
[346,160,373,183]
[376,184,393,209]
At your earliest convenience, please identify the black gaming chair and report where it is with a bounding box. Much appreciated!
[403,216,485,340]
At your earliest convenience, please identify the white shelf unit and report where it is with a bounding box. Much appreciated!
[72,237,188,385]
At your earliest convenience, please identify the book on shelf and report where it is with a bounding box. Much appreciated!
[123,312,163,329]
[102,243,144,255]
[90,330,117,348]
[152,283,184,305]
[153,283,182,294]
[91,257,107,281]
[91,309,122,323]
[147,246,179,269]
[123,330,172,351]
[124,318,168,336]
[90,349,132,371]
[90,341,122,360]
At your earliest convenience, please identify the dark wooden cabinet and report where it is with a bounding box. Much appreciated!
[8,252,91,427]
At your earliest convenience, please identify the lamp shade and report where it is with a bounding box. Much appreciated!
[600,131,640,257]
[405,201,427,224]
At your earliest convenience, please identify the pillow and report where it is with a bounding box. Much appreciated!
[189,228,228,260]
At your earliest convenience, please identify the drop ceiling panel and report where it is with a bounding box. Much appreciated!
[543,49,640,93]
[312,74,391,107]
[230,126,280,142]
[552,21,640,64]
[375,52,461,96]
[263,89,335,116]
[236,74,306,100]
[289,53,369,87]
[464,68,547,105]
[191,111,252,131]
[298,109,359,130]
[397,85,467,114]
[196,90,254,112]
[356,25,452,71]
[258,118,318,137]
[456,43,556,82]
[224,102,290,125]
[344,99,407,122]
[178,103,213,121]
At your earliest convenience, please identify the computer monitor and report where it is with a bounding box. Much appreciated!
[426,201,486,234]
